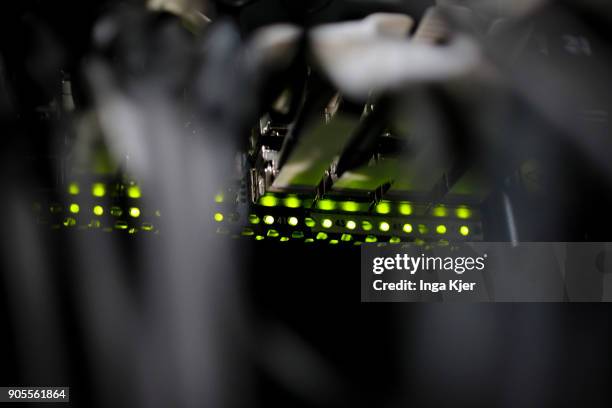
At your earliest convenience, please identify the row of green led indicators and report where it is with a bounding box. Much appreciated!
[250,214,470,236]
[60,216,156,231]
[214,212,472,238]
[242,228,458,245]
[67,182,142,199]
[56,203,143,218]
[256,195,473,219]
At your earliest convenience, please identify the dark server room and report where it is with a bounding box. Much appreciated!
[1,0,612,407]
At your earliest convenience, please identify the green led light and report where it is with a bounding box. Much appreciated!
[284,196,301,208]
[418,224,429,234]
[365,235,377,243]
[341,233,352,242]
[288,216,299,226]
[316,232,328,240]
[398,202,412,215]
[346,220,357,230]
[340,201,360,212]
[68,182,80,195]
[214,212,224,222]
[214,193,224,203]
[389,237,401,244]
[242,228,254,236]
[354,242,363,246]
[248,214,260,225]
[375,201,391,214]
[456,207,472,219]
[292,231,305,239]
[260,195,278,207]
[379,221,390,232]
[317,199,336,211]
[142,223,154,231]
[115,221,128,230]
[63,217,76,227]
[436,225,447,234]
[460,225,470,236]
[128,185,142,199]
[267,229,279,238]
[255,235,265,241]
[93,205,104,216]
[321,219,333,228]
[263,215,275,225]
[329,240,339,245]
[433,205,448,217]
[280,237,290,242]
[129,207,141,218]
[362,220,373,231]
[403,223,413,233]
[110,206,123,217]
[69,203,80,214]
[305,217,316,227]
[92,183,106,197]
[305,238,314,243]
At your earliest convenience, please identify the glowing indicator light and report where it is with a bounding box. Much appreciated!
[142,223,154,231]
[128,185,142,199]
[460,226,470,236]
[129,207,141,218]
[379,221,391,232]
[375,201,391,214]
[63,217,76,227]
[346,220,357,230]
[433,205,448,217]
[362,221,373,231]
[248,214,260,225]
[69,203,80,214]
[305,218,316,227]
[403,224,413,233]
[305,238,314,243]
[329,240,339,245]
[341,201,360,212]
[92,183,106,197]
[284,196,301,208]
[398,202,412,215]
[288,217,299,226]
[93,205,104,216]
[321,219,333,228]
[341,234,352,242]
[436,225,447,234]
[316,232,328,240]
[267,229,279,238]
[115,221,128,230]
[214,212,224,222]
[389,237,401,244]
[365,235,377,243]
[292,231,305,239]
[263,215,275,225]
[260,195,278,207]
[68,182,80,195]
[317,199,336,211]
[280,237,290,242]
[214,193,224,203]
[456,207,472,219]
[255,235,265,241]
[418,224,429,234]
